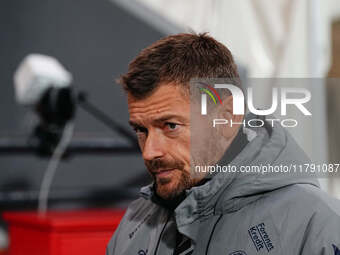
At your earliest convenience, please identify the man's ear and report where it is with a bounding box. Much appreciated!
[217,95,244,138]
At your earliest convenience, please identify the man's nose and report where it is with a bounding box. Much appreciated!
[142,131,165,161]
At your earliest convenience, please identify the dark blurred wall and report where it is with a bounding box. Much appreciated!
[0,0,164,207]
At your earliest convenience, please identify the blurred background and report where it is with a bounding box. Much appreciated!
[1,0,340,253]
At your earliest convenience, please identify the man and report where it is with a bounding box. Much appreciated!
[106,33,340,255]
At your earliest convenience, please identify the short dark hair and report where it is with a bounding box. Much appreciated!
[118,33,240,98]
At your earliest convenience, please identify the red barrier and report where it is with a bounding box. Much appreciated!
[3,209,125,255]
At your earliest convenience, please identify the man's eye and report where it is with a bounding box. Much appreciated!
[165,122,179,131]
[133,126,147,134]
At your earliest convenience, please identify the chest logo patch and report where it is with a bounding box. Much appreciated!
[248,223,274,252]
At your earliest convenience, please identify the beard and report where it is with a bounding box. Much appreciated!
[145,158,194,200]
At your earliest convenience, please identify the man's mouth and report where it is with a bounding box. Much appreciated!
[153,168,176,178]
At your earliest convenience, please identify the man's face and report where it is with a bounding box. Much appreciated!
[127,83,194,200]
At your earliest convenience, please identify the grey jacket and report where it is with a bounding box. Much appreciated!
[106,117,340,255]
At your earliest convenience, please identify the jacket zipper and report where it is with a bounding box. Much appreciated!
[154,212,171,255]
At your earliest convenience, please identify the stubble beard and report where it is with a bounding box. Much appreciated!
[153,168,193,200]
